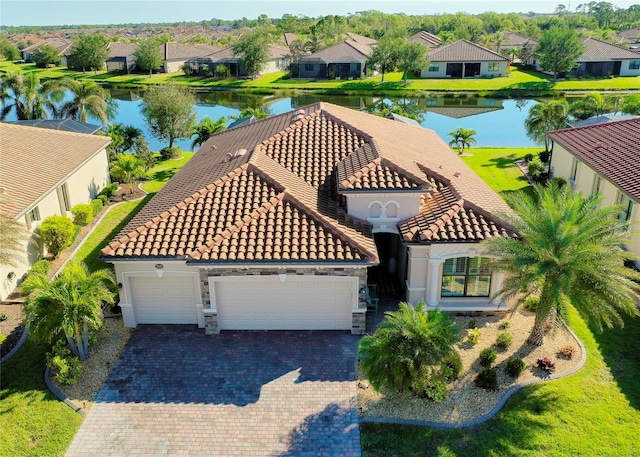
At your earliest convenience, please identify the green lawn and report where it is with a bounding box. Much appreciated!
[0,154,193,457]
[361,307,640,457]
[3,59,640,93]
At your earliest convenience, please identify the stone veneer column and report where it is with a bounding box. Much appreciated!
[427,258,444,307]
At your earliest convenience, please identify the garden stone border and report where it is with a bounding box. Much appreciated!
[360,320,587,428]
[45,367,86,416]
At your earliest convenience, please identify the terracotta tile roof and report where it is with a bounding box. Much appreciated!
[0,123,110,219]
[103,102,512,262]
[549,118,640,201]
[579,37,640,61]
[427,39,509,62]
[408,31,442,48]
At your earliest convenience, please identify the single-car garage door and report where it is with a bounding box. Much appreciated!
[131,276,198,324]
[212,276,355,330]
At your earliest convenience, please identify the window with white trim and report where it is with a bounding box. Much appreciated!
[441,257,492,297]
[569,159,579,183]
[591,175,602,194]
[428,63,440,72]
[630,60,640,70]
[616,192,634,223]
[488,62,500,71]
[25,206,41,230]
[58,183,71,212]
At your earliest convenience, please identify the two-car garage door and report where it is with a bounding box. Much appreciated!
[211,276,355,331]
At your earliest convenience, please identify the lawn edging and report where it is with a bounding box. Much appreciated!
[0,327,28,365]
[44,367,86,416]
[359,319,587,429]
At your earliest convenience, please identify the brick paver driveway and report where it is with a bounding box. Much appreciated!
[66,326,361,457]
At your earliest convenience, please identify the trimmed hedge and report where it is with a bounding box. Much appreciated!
[38,215,76,258]
[90,199,103,217]
[71,203,93,226]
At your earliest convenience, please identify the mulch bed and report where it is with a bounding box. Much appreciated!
[0,303,25,358]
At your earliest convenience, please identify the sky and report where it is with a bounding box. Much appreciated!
[1,0,639,27]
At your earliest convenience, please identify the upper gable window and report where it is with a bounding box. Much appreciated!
[386,202,398,218]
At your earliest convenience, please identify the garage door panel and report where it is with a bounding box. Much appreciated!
[131,276,198,324]
[214,278,353,330]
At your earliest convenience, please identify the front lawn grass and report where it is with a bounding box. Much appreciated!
[0,154,193,457]
[460,147,538,195]
[361,307,640,457]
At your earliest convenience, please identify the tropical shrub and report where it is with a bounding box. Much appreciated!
[38,215,76,258]
[498,321,511,330]
[411,366,449,402]
[90,199,103,217]
[467,328,481,344]
[557,345,576,359]
[527,158,546,183]
[495,332,513,350]
[474,367,499,390]
[47,340,82,385]
[98,182,119,199]
[479,347,497,367]
[538,151,550,163]
[524,153,534,162]
[548,176,567,189]
[215,64,230,79]
[358,301,459,397]
[0,313,8,322]
[441,351,463,381]
[96,194,109,206]
[522,296,540,311]
[505,357,526,378]
[160,146,181,160]
[536,357,556,374]
[467,318,478,329]
[30,259,51,275]
[71,203,93,226]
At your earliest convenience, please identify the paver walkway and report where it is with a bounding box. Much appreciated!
[66,326,361,457]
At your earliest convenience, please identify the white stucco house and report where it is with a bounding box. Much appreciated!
[101,103,515,335]
[422,39,509,78]
[0,123,111,301]
[549,118,640,268]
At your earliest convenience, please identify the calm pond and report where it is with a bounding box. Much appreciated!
[10,89,541,151]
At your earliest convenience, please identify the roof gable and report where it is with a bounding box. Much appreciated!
[408,31,442,48]
[549,118,640,201]
[300,41,372,63]
[579,37,640,61]
[427,39,509,62]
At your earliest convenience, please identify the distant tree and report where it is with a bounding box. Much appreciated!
[524,100,569,152]
[0,38,20,61]
[57,78,110,124]
[621,93,640,115]
[67,34,110,73]
[367,37,401,82]
[141,84,196,148]
[397,41,429,82]
[232,29,272,78]
[109,154,147,193]
[214,64,231,79]
[0,71,58,120]
[518,41,535,65]
[568,92,624,120]
[31,44,61,67]
[535,26,584,80]
[134,37,163,76]
[448,127,477,154]
[190,116,227,150]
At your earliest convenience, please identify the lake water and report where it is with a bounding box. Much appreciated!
[7,90,540,151]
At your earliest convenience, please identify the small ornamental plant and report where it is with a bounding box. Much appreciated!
[474,367,499,391]
[505,358,526,378]
[495,332,513,350]
[467,328,481,345]
[479,347,497,367]
[498,321,511,330]
[467,318,478,329]
[536,357,556,374]
[557,345,576,359]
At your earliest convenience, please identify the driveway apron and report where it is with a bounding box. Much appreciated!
[66,326,361,456]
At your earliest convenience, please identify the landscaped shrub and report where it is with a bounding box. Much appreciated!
[0,313,8,322]
[38,215,76,258]
[30,259,51,275]
[524,153,534,162]
[549,176,567,189]
[96,194,109,206]
[411,366,449,402]
[160,146,181,160]
[467,328,481,345]
[505,358,526,378]
[538,151,550,163]
[47,340,82,385]
[527,158,546,183]
[98,182,119,199]
[441,351,463,381]
[479,347,497,367]
[522,296,540,311]
[498,321,511,330]
[536,357,556,374]
[467,318,478,329]
[71,203,93,226]
[557,345,576,359]
[474,367,499,390]
[90,198,103,217]
[495,332,513,350]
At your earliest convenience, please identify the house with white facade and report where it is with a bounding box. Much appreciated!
[549,118,640,267]
[101,103,515,335]
[0,123,111,300]
[422,40,509,78]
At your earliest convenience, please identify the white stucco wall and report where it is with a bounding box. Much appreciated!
[420,61,508,78]
[345,192,424,231]
[64,148,110,205]
[551,143,640,265]
[619,59,640,77]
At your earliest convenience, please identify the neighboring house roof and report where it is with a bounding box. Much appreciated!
[0,124,110,219]
[21,38,70,54]
[298,41,372,64]
[102,103,513,263]
[106,41,139,59]
[501,30,537,48]
[427,39,509,62]
[578,37,640,62]
[549,118,640,201]
[282,33,299,47]
[160,42,219,61]
[568,114,639,128]
[407,31,442,48]
[344,32,377,46]
[228,116,256,129]
[191,44,290,64]
[617,27,640,43]
[426,106,502,119]
[6,119,102,134]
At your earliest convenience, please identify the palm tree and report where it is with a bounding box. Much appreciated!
[484,183,640,346]
[56,77,110,124]
[448,127,477,154]
[23,261,116,360]
[524,100,569,153]
[358,301,459,394]
[569,92,625,121]
[0,196,29,268]
[0,71,59,120]
[109,154,147,193]
[190,116,227,150]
